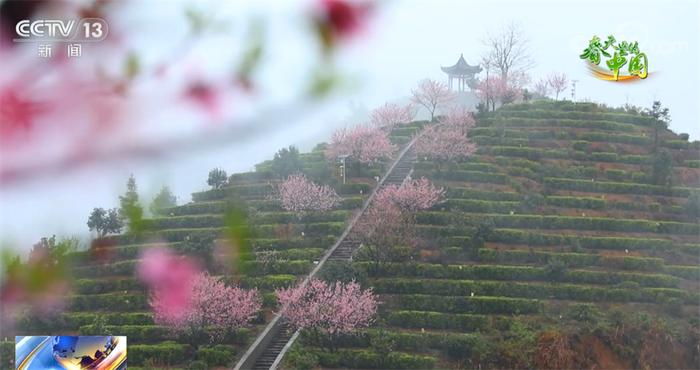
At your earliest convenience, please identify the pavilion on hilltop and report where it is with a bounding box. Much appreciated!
[441,54,482,91]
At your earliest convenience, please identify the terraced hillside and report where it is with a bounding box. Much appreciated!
[1,123,426,370]
[282,101,700,370]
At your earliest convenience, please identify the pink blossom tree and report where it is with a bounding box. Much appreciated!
[441,107,476,129]
[278,173,341,218]
[152,272,261,341]
[477,72,528,111]
[476,76,506,112]
[375,177,444,212]
[533,78,550,99]
[547,73,568,100]
[353,178,443,265]
[353,198,414,263]
[414,123,477,165]
[276,278,377,349]
[370,102,415,128]
[411,79,455,121]
[325,125,395,164]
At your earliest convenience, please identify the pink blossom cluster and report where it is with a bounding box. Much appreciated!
[441,107,476,129]
[370,102,415,128]
[151,271,261,339]
[476,73,528,108]
[375,177,444,212]
[325,125,395,164]
[278,173,341,216]
[137,246,201,322]
[276,278,377,335]
[354,198,413,249]
[414,123,477,163]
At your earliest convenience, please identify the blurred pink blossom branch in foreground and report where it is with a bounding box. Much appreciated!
[0,0,375,187]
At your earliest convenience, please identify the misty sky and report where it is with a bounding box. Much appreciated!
[1,0,698,251]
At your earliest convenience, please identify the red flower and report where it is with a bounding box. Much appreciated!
[315,0,372,51]
[322,0,366,37]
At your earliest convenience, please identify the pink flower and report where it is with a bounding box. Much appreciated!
[183,81,223,121]
[0,86,42,141]
[325,124,395,164]
[370,102,416,129]
[152,272,261,340]
[375,177,444,212]
[414,123,477,163]
[276,279,377,335]
[278,173,341,217]
[137,246,201,321]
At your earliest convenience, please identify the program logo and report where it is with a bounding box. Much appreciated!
[14,18,108,42]
[580,35,649,82]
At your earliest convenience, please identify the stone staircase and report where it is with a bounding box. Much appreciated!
[328,148,416,262]
[250,322,293,370]
[235,133,423,370]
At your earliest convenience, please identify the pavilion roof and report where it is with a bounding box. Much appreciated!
[441,54,482,75]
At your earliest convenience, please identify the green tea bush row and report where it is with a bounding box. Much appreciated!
[485,117,639,132]
[544,177,696,197]
[390,294,542,315]
[242,260,312,276]
[79,324,168,343]
[417,212,700,235]
[167,196,362,216]
[446,187,521,201]
[239,274,298,290]
[356,262,678,287]
[417,170,508,184]
[336,330,506,365]
[664,265,700,280]
[62,312,154,327]
[442,199,520,213]
[315,349,437,369]
[489,229,674,251]
[195,344,237,368]
[73,277,142,294]
[372,278,686,303]
[251,236,336,251]
[252,210,350,224]
[70,292,148,311]
[545,196,606,210]
[489,146,652,165]
[498,101,600,113]
[129,342,192,366]
[494,109,655,126]
[385,310,490,331]
[476,248,664,271]
[470,127,652,146]
[73,260,137,278]
[415,161,500,173]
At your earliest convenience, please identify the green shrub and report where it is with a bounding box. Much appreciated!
[129,342,191,366]
[284,344,319,370]
[316,349,437,369]
[196,345,236,367]
[392,294,542,315]
[385,311,490,331]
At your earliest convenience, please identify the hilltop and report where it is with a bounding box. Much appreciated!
[2,100,699,370]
